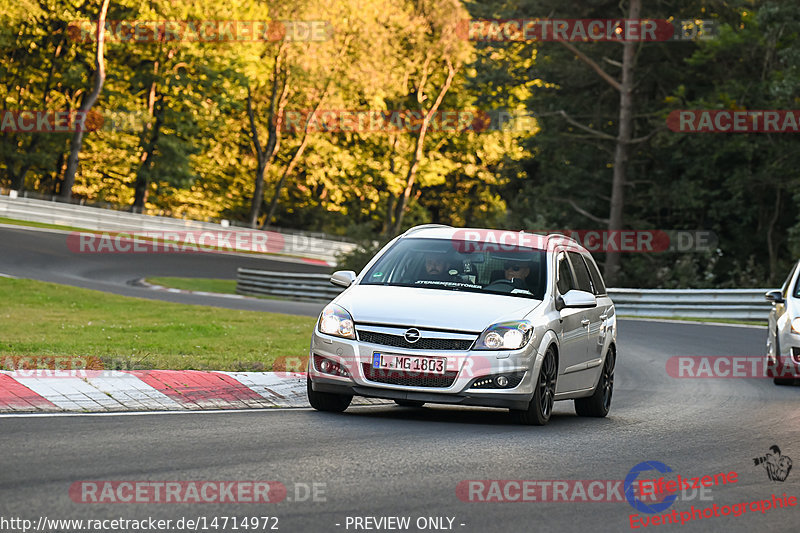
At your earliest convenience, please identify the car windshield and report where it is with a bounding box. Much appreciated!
[361,238,547,299]
[794,265,800,298]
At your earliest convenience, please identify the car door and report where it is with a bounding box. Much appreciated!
[566,251,601,390]
[773,261,799,360]
[554,251,591,394]
[573,252,611,388]
[583,253,614,356]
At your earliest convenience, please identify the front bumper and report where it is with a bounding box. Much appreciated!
[311,375,531,410]
[767,328,800,378]
[309,329,539,410]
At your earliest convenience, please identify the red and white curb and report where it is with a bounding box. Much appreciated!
[0,370,385,412]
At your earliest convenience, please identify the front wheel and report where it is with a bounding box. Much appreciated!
[307,375,352,412]
[511,346,556,425]
[575,347,615,417]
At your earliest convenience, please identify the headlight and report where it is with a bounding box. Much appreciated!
[792,318,800,335]
[475,321,534,350]
[318,304,356,339]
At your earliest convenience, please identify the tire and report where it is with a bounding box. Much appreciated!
[773,378,795,386]
[394,400,425,408]
[307,375,352,412]
[575,346,615,417]
[511,346,557,425]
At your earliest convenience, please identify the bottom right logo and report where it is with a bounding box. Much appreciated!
[753,445,792,482]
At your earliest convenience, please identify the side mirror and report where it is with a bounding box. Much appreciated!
[330,270,357,288]
[561,289,597,309]
[765,290,784,304]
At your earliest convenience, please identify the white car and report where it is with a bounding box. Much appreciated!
[766,259,800,385]
[306,225,617,425]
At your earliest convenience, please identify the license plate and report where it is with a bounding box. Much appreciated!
[372,352,446,375]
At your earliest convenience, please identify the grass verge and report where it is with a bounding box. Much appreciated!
[0,277,315,371]
[146,276,237,295]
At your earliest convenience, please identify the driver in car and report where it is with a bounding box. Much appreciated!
[420,253,459,282]
[504,260,530,282]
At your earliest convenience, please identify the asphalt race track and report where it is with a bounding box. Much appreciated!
[2,320,799,532]
[2,224,799,532]
[0,225,327,315]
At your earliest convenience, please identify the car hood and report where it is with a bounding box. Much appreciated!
[334,285,541,332]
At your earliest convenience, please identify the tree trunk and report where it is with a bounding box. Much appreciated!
[247,47,289,228]
[390,60,456,236]
[132,101,163,212]
[603,0,640,285]
[766,187,781,284]
[59,0,111,201]
[131,73,160,213]
[262,80,336,229]
[261,135,306,230]
[260,35,353,229]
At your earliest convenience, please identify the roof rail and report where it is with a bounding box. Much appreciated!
[402,224,452,236]
[545,232,580,244]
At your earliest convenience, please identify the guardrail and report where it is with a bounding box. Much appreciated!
[236,269,344,301]
[0,194,355,264]
[608,288,771,320]
[235,269,773,320]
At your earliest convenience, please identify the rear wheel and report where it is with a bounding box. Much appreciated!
[575,347,615,417]
[307,375,352,412]
[512,346,556,425]
[394,400,425,408]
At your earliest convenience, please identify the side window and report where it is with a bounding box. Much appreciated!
[567,252,593,293]
[790,262,800,298]
[782,262,798,299]
[556,253,575,295]
[583,255,607,295]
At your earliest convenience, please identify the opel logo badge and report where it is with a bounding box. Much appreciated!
[404,328,421,344]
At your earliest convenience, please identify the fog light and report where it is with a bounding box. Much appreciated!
[496,375,509,387]
[320,359,332,373]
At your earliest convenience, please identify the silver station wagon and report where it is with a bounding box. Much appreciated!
[766,259,800,385]
[307,225,617,425]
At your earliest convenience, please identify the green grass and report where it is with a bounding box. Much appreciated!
[620,315,768,327]
[0,278,316,371]
[147,276,237,295]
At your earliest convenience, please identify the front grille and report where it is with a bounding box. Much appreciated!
[357,330,474,351]
[362,363,458,388]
